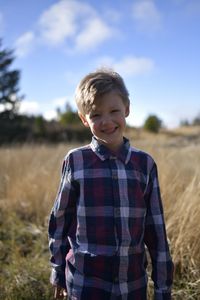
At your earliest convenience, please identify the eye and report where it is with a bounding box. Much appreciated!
[111,109,119,113]
[90,113,100,118]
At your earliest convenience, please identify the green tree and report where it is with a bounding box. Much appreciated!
[143,114,162,133]
[180,119,190,127]
[192,113,200,126]
[34,115,46,137]
[0,39,23,120]
[58,102,80,126]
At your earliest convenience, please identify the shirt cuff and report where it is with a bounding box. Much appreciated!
[50,268,66,289]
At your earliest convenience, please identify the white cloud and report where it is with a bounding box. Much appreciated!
[15,0,116,55]
[132,0,162,33]
[38,0,115,51]
[75,17,114,52]
[38,0,83,45]
[43,110,57,121]
[15,31,35,57]
[52,96,68,107]
[114,56,155,76]
[96,55,155,77]
[18,98,71,120]
[0,103,12,112]
[19,100,40,115]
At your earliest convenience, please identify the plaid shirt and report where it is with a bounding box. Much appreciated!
[48,137,173,299]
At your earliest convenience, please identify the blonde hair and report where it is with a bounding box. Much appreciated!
[75,68,130,115]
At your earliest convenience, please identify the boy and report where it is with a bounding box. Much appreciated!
[48,69,174,299]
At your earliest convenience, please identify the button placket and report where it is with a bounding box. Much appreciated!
[111,170,118,180]
[109,159,122,260]
[115,207,120,217]
[110,155,117,160]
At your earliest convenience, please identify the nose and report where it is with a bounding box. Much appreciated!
[101,114,112,126]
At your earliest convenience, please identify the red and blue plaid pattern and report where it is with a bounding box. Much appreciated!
[48,137,173,299]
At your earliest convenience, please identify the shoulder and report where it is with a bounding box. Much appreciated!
[129,145,156,173]
[130,145,154,161]
[65,144,91,158]
[62,144,94,171]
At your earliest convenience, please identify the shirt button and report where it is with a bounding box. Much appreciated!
[110,156,117,160]
[115,208,120,217]
[112,171,118,179]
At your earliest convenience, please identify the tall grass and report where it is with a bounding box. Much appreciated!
[142,143,200,299]
[0,131,200,299]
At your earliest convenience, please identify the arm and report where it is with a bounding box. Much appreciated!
[48,155,77,289]
[144,162,174,300]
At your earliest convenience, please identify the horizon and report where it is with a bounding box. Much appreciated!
[0,0,200,128]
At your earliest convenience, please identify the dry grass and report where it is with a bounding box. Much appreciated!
[0,128,200,299]
[0,143,78,223]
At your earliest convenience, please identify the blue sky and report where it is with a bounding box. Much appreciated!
[0,0,200,128]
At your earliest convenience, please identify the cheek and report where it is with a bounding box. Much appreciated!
[87,121,98,133]
[117,115,126,126]
[92,123,100,132]
[91,120,100,130]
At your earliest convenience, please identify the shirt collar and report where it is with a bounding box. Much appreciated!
[90,136,131,164]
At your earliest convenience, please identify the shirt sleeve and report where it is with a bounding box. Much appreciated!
[48,154,78,289]
[144,162,174,300]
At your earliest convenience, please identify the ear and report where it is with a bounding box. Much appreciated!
[125,105,130,117]
[78,112,89,127]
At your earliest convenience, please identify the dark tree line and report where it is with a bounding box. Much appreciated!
[0,39,91,144]
[1,39,199,143]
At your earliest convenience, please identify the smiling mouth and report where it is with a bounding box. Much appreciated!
[102,126,118,134]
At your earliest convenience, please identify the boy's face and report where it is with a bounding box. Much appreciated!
[79,91,129,153]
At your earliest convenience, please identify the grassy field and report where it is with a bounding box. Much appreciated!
[0,126,200,299]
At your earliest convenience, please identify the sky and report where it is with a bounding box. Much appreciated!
[0,0,200,128]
